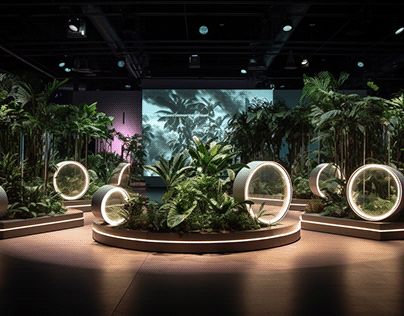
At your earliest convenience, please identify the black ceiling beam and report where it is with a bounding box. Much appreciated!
[0,1,403,6]
[0,44,55,79]
[82,4,142,79]
[7,40,404,47]
[8,51,401,57]
[264,3,309,68]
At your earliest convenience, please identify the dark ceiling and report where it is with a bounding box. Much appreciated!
[0,1,403,92]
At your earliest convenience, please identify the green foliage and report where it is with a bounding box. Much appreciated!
[121,139,262,232]
[120,193,165,231]
[189,136,245,184]
[145,152,192,201]
[292,176,312,199]
[86,152,123,197]
[87,152,122,184]
[305,199,325,214]
[7,185,63,219]
[227,98,290,164]
[116,132,146,181]
[319,178,354,218]
[0,153,64,220]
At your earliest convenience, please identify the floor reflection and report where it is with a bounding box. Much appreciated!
[0,254,102,316]
[114,271,246,316]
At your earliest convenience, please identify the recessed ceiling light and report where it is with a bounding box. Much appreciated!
[282,20,293,32]
[240,69,247,74]
[357,61,365,68]
[280,84,286,88]
[58,62,66,68]
[395,26,404,35]
[64,67,72,73]
[117,60,125,68]
[68,18,80,32]
[301,58,309,67]
[199,25,208,35]
[124,84,131,89]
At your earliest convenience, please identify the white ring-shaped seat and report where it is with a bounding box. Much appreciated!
[233,161,293,225]
[53,161,90,200]
[0,186,8,217]
[309,163,344,198]
[347,164,404,221]
[92,185,130,226]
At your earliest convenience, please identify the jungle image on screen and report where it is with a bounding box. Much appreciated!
[142,89,273,169]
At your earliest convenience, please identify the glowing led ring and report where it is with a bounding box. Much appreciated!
[110,162,131,187]
[309,163,343,198]
[92,185,130,226]
[0,186,8,217]
[53,161,90,200]
[347,164,404,221]
[233,161,293,225]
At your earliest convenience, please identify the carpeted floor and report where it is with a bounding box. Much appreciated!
[0,212,403,316]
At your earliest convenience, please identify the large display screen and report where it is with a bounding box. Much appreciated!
[142,89,273,167]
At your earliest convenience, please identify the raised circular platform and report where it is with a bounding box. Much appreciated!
[92,212,301,253]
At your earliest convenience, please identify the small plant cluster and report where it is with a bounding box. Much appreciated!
[0,154,63,219]
[304,178,357,219]
[120,137,263,233]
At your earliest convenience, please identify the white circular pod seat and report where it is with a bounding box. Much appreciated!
[0,186,8,217]
[309,163,344,198]
[92,185,130,226]
[347,164,404,221]
[233,161,293,225]
[53,161,90,200]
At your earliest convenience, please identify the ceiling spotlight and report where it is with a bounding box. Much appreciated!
[357,61,365,68]
[301,58,309,67]
[199,25,209,35]
[64,67,72,73]
[280,84,286,88]
[67,17,86,38]
[394,26,404,35]
[58,61,66,68]
[282,20,293,32]
[240,69,247,74]
[117,60,126,68]
[68,18,80,32]
[124,84,131,89]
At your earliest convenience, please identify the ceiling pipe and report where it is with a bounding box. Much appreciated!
[82,4,142,79]
[264,4,309,69]
[0,44,55,79]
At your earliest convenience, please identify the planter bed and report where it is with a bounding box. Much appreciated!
[301,213,404,240]
[62,199,92,212]
[290,198,310,211]
[92,213,301,253]
[0,209,84,239]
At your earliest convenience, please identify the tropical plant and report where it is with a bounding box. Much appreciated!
[145,152,192,201]
[116,132,146,181]
[121,139,262,232]
[188,136,245,185]
[226,98,289,164]
[305,199,325,214]
[0,153,64,220]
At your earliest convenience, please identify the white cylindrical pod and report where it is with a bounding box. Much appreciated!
[347,164,404,221]
[233,161,293,225]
